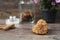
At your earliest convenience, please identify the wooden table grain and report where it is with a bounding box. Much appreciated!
[0,19,60,40]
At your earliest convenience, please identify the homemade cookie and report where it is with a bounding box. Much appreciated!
[32,19,48,34]
[0,24,15,31]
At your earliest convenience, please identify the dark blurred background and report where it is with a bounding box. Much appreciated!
[0,0,60,23]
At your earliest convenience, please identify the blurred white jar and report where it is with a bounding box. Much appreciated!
[5,16,20,25]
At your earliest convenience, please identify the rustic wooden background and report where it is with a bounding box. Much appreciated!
[0,0,19,19]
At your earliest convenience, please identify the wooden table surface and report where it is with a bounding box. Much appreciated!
[0,19,60,40]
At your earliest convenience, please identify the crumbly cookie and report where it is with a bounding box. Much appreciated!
[32,19,48,34]
[0,24,15,31]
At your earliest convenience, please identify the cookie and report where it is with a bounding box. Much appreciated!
[32,19,48,34]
